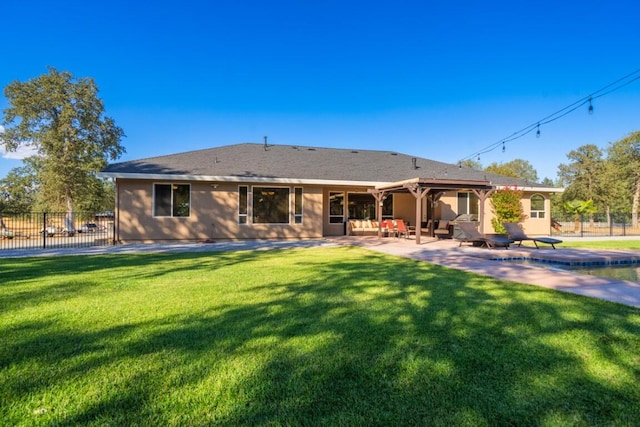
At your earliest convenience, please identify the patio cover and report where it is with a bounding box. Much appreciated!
[368,177,494,244]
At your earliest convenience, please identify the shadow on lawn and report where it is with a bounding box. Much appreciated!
[2,246,640,425]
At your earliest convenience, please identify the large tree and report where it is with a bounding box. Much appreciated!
[0,67,125,223]
[607,130,640,227]
[557,144,605,205]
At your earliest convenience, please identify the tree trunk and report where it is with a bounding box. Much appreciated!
[632,175,640,228]
[574,214,580,233]
[65,197,76,234]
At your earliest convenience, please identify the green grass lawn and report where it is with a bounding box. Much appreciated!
[2,246,640,426]
[560,239,640,250]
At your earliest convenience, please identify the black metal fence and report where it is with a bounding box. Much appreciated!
[553,212,640,237]
[1,212,115,251]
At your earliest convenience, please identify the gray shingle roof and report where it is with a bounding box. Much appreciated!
[102,142,546,187]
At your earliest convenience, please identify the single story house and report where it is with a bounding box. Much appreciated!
[99,142,561,244]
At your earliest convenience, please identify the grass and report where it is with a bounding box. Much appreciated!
[559,239,640,250]
[2,246,640,426]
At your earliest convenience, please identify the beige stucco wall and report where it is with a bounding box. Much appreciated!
[437,190,553,235]
[115,180,556,241]
[116,179,324,242]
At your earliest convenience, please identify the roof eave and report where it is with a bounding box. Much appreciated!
[97,172,387,187]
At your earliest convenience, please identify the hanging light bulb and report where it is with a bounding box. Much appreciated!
[588,97,594,115]
[502,141,506,153]
[477,154,481,162]
[536,124,541,138]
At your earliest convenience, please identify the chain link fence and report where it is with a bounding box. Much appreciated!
[1,211,115,251]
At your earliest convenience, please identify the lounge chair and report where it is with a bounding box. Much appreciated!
[502,222,563,249]
[455,222,512,249]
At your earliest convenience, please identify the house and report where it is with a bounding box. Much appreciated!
[99,142,561,244]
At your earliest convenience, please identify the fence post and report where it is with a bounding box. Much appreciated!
[42,212,47,249]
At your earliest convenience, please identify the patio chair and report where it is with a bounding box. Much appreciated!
[433,220,452,239]
[455,222,512,249]
[502,222,563,249]
[393,219,415,239]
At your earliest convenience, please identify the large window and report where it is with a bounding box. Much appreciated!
[382,195,393,219]
[347,193,393,220]
[253,187,290,224]
[530,194,546,218]
[329,192,344,223]
[154,183,190,217]
[457,192,479,216]
[348,193,376,219]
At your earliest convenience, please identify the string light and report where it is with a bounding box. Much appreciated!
[454,68,640,166]
[502,141,506,152]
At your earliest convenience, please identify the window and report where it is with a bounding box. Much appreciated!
[457,192,479,216]
[382,195,393,219]
[348,193,376,219]
[253,187,290,224]
[154,184,190,217]
[329,192,344,223]
[530,194,546,218]
[294,187,303,224]
[238,186,248,224]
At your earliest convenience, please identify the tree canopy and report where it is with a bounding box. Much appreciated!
[0,67,125,213]
[485,159,539,183]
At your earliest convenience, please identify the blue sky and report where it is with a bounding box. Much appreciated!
[1,0,639,182]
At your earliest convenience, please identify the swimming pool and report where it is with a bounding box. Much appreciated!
[495,259,640,283]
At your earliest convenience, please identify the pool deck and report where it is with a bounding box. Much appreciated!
[2,237,640,308]
[333,236,640,308]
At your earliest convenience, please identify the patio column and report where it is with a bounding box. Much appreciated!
[471,189,494,234]
[406,184,431,244]
[370,190,389,238]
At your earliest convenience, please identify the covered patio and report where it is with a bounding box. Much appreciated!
[368,177,494,244]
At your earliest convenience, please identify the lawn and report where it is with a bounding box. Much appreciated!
[560,239,640,250]
[2,246,640,426]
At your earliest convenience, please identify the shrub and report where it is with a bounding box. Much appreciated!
[490,186,527,234]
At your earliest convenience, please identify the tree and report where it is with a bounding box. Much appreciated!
[607,130,640,227]
[485,159,539,182]
[557,144,605,225]
[0,67,125,223]
[563,200,596,232]
[557,144,604,202]
[540,177,556,187]
[459,159,483,170]
[490,186,526,234]
[0,161,38,213]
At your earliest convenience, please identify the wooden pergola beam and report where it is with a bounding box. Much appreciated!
[405,184,430,244]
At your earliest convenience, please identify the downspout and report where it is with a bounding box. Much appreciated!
[115,178,120,244]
